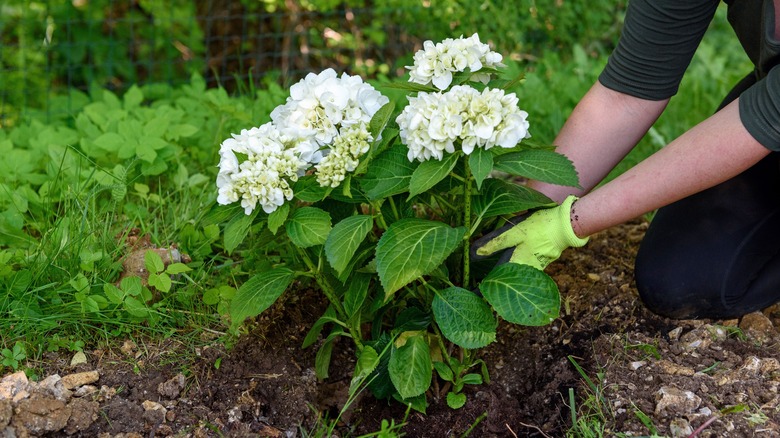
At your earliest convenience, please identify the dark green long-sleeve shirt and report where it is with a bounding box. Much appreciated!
[598,0,780,151]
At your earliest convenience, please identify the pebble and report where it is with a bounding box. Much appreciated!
[740,312,776,343]
[655,386,701,416]
[61,371,99,390]
[657,360,695,377]
[669,418,693,438]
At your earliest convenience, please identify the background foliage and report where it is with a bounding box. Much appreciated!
[1,0,627,123]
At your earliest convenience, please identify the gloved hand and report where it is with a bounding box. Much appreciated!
[471,195,589,270]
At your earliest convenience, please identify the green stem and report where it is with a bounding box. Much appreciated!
[298,248,364,349]
[462,161,473,288]
[371,200,389,230]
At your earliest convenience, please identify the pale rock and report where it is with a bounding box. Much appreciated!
[630,361,646,370]
[0,372,29,403]
[740,311,775,343]
[739,356,762,375]
[681,336,711,352]
[669,418,693,438]
[668,327,683,341]
[120,339,137,357]
[157,373,186,399]
[655,386,701,416]
[98,385,116,401]
[0,400,11,427]
[587,273,600,281]
[142,400,167,426]
[73,385,98,398]
[705,325,729,341]
[142,400,166,413]
[657,359,695,376]
[37,374,72,402]
[227,406,243,423]
[60,371,99,390]
[761,358,780,374]
[12,395,71,435]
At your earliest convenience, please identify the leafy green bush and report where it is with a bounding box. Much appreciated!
[213,35,580,410]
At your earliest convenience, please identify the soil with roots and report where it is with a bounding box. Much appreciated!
[4,219,780,437]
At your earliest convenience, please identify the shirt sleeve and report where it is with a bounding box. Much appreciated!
[599,0,719,100]
[740,66,780,151]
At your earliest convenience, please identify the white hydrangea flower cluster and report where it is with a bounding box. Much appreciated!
[271,68,388,164]
[407,33,504,90]
[217,68,388,214]
[397,85,531,162]
[216,124,307,214]
[315,123,373,188]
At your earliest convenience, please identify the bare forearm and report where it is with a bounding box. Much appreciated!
[529,82,668,202]
[570,98,772,237]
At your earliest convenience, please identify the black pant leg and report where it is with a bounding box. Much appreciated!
[635,154,780,319]
[634,71,780,319]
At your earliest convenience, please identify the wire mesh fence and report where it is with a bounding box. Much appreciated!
[1,1,625,125]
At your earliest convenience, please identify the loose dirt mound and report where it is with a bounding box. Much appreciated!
[3,220,780,437]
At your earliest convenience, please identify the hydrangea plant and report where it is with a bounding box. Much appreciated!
[214,34,579,410]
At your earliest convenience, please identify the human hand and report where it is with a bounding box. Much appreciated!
[471,196,589,270]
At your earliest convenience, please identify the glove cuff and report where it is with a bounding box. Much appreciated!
[554,195,589,248]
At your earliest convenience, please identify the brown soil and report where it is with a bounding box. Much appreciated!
[6,219,780,437]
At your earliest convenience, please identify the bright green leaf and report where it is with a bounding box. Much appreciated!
[344,272,371,319]
[433,361,454,382]
[360,145,417,200]
[480,263,560,326]
[369,101,395,142]
[376,219,465,298]
[446,392,467,409]
[229,268,295,332]
[93,132,124,152]
[267,203,290,235]
[350,346,380,393]
[408,152,459,199]
[432,287,497,349]
[165,263,191,275]
[493,150,580,188]
[286,207,332,248]
[148,272,172,293]
[103,283,125,304]
[315,329,344,380]
[293,175,328,202]
[123,85,144,109]
[223,209,258,254]
[121,276,143,297]
[325,215,373,275]
[136,142,157,163]
[473,178,553,220]
[302,306,337,349]
[144,250,165,274]
[468,148,493,190]
[123,296,149,318]
[388,333,432,399]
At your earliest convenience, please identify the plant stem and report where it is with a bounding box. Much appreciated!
[298,248,364,349]
[371,200,389,230]
[462,161,473,288]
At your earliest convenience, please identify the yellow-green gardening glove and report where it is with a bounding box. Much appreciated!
[471,196,589,270]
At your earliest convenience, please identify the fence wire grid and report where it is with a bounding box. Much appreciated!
[1,1,626,124]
